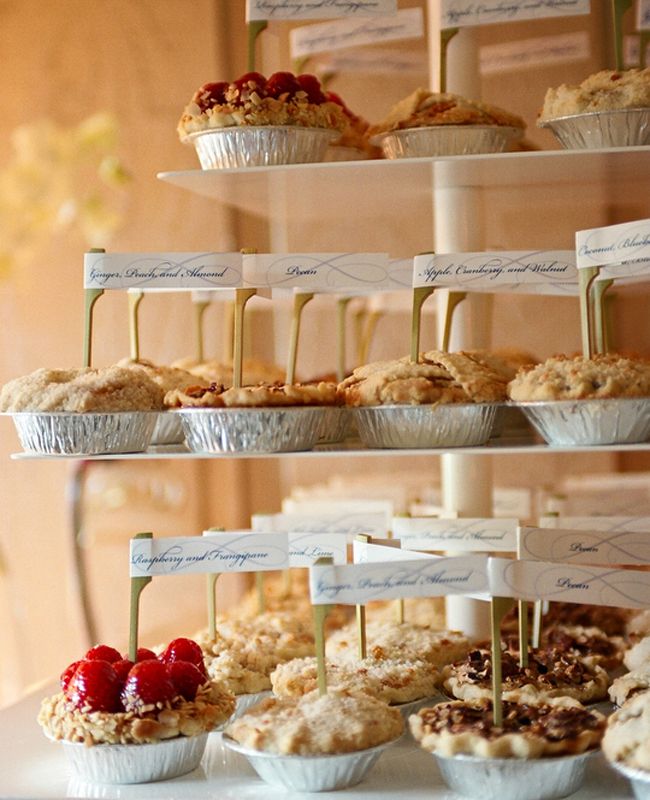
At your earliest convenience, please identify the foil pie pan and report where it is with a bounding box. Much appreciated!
[188,126,336,169]
[353,403,498,449]
[318,406,354,444]
[372,125,521,158]
[151,411,185,445]
[177,407,325,454]
[8,411,157,455]
[433,749,596,800]
[516,398,650,446]
[58,733,208,784]
[609,760,650,799]
[221,733,399,792]
[539,109,650,149]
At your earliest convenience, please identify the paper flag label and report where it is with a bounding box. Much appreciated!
[84,252,243,290]
[252,511,388,539]
[309,554,489,604]
[440,0,590,28]
[519,525,650,566]
[576,219,650,270]
[413,251,577,294]
[248,0,397,22]
[130,533,288,576]
[395,517,518,552]
[488,556,650,609]
[352,539,434,563]
[243,253,390,291]
[312,46,425,74]
[638,0,650,30]
[290,7,421,57]
[288,532,347,566]
[540,516,650,533]
[480,31,589,75]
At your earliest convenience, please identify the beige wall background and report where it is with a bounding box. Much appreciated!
[0,0,649,705]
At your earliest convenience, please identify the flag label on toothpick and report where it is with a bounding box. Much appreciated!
[440,0,590,28]
[252,511,389,539]
[395,517,518,552]
[248,0,396,21]
[518,525,650,566]
[289,532,347,566]
[84,252,243,289]
[244,253,390,291]
[576,219,650,270]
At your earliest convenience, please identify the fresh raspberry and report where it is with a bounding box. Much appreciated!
[233,71,267,98]
[65,660,122,713]
[84,644,122,663]
[112,659,134,683]
[121,660,176,710]
[168,661,206,701]
[194,81,229,111]
[266,71,301,99]
[60,660,82,692]
[159,637,207,677]
[134,647,158,663]
[297,73,326,104]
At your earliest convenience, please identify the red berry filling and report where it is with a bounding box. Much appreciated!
[121,660,177,711]
[65,660,122,713]
[168,661,206,701]
[85,644,122,663]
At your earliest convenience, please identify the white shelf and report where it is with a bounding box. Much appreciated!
[158,146,650,224]
[0,683,634,800]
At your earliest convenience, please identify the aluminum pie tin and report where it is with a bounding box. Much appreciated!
[608,760,650,799]
[516,398,650,446]
[57,732,208,784]
[177,406,326,454]
[188,126,337,169]
[433,749,597,800]
[372,125,521,158]
[539,109,650,149]
[221,732,399,792]
[150,411,185,445]
[8,411,157,455]
[353,403,498,449]
[317,406,353,444]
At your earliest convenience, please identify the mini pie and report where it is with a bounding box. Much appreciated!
[0,365,165,413]
[441,647,610,704]
[624,635,650,672]
[177,71,346,141]
[38,681,234,746]
[507,354,650,401]
[165,380,340,409]
[603,690,650,770]
[369,89,525,136]
[539,68,650,122]
[541,624,626,672]
[171,357,285,388]
[325,620,470,668]
[116,358,206,400]
[339,351,508,407]
[543,602,635,638]
[270,655,439,705]
[609,668,650,707]
[410,696,605,758]
[225,688,403,755]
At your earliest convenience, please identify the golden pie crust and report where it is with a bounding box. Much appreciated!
[225,688,403,755]
[0,366,165,413]
[38,681,235,746]
[603,691,650,770]
[171,357,285,388]
[270,655,439,704]
[609,669,650,707]
[539,68,650,121]
[410,696,605,758]
[165,380,340,409]
[508,354,650,401]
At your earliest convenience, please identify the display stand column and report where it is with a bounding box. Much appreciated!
[428,2,493,639]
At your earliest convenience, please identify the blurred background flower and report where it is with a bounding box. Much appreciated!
[0,112,130,279]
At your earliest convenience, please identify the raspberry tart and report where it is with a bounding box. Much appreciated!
[177,71,346,168]
[38,638,235,784]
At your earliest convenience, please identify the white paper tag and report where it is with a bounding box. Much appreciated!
[440,0,590,28]
[129,532,288,577]
[395,518,518,552]
[288,532,347,565]
[576,219,650,270]
[638,0,650,30]
[413,251,578,295]
[488,555,650,609]
[243,253,390,292]
[84,252,243,290]
[480,31,589,75]
[540,516,650,532]
[290,7,422,57]
[248,0,397,21]
[252,511,389,539]
[518,525,650,566]
[310,554,489,604]
[312,46,426,74]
